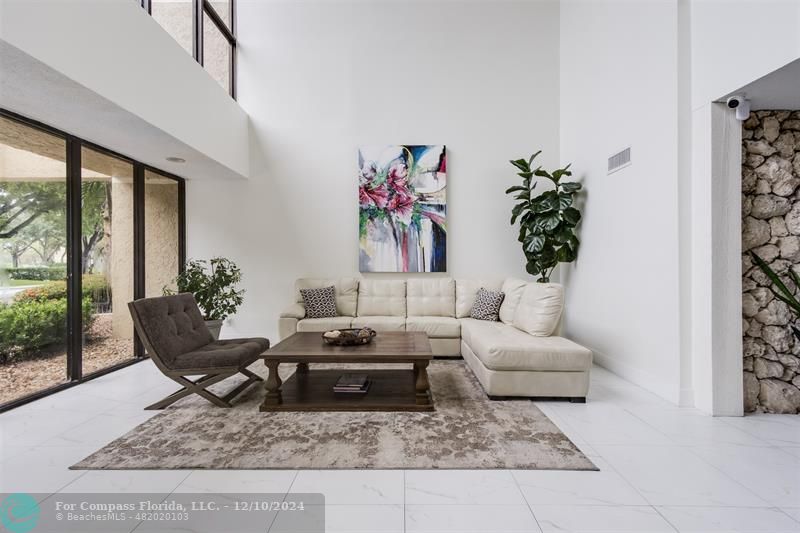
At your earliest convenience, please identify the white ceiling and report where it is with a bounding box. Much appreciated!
[720,57,800,110]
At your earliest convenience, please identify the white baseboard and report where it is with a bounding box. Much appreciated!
[679,387,695,408]
[592,349,681,405]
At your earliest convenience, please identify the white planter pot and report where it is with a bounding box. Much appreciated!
[205,319,223,340]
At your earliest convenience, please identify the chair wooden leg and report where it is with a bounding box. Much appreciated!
[239,368,264,381]
[145,386,196,410]
[221,370,263,403]
[146,372,235,410]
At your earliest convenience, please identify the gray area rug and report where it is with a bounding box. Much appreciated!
[73,360,597,470]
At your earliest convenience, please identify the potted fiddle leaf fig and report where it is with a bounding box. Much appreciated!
[505,151,583,283]
[165,257,245,339]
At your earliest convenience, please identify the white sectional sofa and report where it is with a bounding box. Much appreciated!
[279,277,592,401]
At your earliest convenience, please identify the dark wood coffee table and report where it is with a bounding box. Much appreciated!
[259,331,434,412]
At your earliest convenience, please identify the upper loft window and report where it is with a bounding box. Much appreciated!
[141,0,237,99]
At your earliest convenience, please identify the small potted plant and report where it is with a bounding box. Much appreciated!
[165,257,244,339]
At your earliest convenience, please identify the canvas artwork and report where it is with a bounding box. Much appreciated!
[358,145,447,273]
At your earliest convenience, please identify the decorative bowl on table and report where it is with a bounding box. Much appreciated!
[322,328,376,346]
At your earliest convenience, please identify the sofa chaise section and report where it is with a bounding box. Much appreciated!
[460,317,591,399]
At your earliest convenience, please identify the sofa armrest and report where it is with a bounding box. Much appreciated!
[278,317,299,340]
[280,303,306,319]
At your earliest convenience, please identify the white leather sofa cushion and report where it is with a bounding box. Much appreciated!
[406,316,460,338]
[295,278,359,317]
[351,316,406,332]
[460,318,591,372]
[455,279,503,318]
[512,283,564,337]
[462,341,590,397]
[357,279,406,316]
[498,278,527,324]
[297,316,353,332]
[407,278,455,317]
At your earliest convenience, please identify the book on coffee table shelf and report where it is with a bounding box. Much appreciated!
[334,373,370,394]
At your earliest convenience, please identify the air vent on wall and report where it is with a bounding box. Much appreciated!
[607,147,631,174]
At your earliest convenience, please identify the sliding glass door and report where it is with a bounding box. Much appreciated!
[0,110,186,411]
[0,115,68,405]
[80,147,136,374]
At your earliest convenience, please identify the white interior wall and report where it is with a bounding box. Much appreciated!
[689,0,800,414]
[558,0,800,411]
[558,0,683,404]
[187,0,561,341]
[689,0,800,109]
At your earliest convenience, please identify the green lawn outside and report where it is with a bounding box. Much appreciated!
[4,279,47,287]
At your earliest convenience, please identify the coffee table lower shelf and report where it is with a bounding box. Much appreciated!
[259,369,434,412]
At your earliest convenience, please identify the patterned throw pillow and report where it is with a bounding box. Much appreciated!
[300,286,338,318]
[470,288,505,321]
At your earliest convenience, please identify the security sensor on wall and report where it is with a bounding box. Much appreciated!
[726,94,751,121]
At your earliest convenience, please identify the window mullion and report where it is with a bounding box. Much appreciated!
[65,137,83,382]
[193,0,203,65]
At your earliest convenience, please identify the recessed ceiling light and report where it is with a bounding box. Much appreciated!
[166,156,186,163]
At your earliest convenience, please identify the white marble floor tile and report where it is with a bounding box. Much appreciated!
[405,469,526,505]
[782,508,800,523]
[0,407,102,446]
[721,415,800,447]
[58,470,191,494]
[5,442,98,467]
[173,469,298,494]
[9,388,124,414]
[41,410,156,448]
[272,504,404,532]
[405,504,540,532]
[624,406,772,447]
[0,443,30,464]
[513,458,648,506]
[0,446,93,495]
[689,444,800,507]
[657,506,800,532]
[595,445,765,507]
[531,505,676,532]
[78,369,172,404]
[585,379,675,408]
[779,447,800,460]
[289,470,404,505]
[546,404,674,446]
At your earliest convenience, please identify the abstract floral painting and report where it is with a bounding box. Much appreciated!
[359,145,446,272]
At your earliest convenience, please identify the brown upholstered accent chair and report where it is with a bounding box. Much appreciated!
[128,293,269,410]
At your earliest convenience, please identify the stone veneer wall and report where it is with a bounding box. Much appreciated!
[742,110,800,413]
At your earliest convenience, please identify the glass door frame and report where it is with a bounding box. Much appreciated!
[0,108,187,412]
